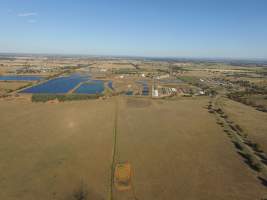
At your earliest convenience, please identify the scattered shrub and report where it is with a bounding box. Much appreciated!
[221,114,228,118]
[245,140,263,152]
[253,143,263,153]
[253,163,263,172]
[235,124,243,132]
[73,185,88,200]
[233,141,243,150]
[243,153,262,172]
[229,124,237,132]
[215,108,223,114]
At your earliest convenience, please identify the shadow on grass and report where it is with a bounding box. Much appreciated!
[237,151,262,172]
[262,159,267,165]
[67,182,104,200]
[256,153,267,165]
[258,177,267,187]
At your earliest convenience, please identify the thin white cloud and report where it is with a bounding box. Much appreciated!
[18,12,37,17]
[28,19,37,23]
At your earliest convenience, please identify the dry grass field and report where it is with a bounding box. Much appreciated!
[91,62,136,70]
[0,97,266,200]
[114,97,266,200]
[0,82,30,95]
[220,98,267,153]
[0,100,115,200]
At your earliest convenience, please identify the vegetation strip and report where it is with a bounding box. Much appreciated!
[208,95,267,185]
[31,93,103,102]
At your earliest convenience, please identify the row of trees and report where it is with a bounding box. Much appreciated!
[227,92,267,112]
[32,94,103,102]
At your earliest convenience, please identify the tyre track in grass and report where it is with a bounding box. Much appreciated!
[108,97,118,200]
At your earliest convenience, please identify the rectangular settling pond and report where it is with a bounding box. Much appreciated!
[20,74,106,95]
[0,75,44,81]
[136,80,149,96]
[74,80,104,94]
[21,74,89,94]
[108,81,114,90]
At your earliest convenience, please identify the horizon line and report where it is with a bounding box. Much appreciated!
[0,51,267,62]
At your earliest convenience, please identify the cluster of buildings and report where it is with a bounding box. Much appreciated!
[10,65,69,74]
[152,84,177,98]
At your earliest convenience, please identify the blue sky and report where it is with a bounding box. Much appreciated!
[0,0,267,59]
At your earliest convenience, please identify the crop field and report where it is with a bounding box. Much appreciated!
[0,97,266,200]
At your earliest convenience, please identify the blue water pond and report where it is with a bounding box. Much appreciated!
[0,75,44,81]
[74,80,104,94]
[137,80,149,96]
[108,81,114,90]
[125,91,133,96]
[21,74,89,94]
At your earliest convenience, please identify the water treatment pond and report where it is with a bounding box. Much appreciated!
[74,80,105,94]
[108,81,114,90]
[21,74,89,94]
[0,75,44,81]
[20,74,105,94]
[136,80,149,96]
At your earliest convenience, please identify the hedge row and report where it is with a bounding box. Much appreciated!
[32,94,103,102]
